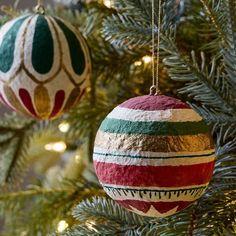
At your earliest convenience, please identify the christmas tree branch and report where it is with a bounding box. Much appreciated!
[64,189,236,236]
[103,12,152,48]
[64,197,150,236]
[1,178,102,235]
[200,0,226,45]
[161,34,236,120]
[0,114,36,188]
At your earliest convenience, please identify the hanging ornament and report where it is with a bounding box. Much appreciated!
[0,0,91,120]
[93,95,215,218]
[93,0,215,218]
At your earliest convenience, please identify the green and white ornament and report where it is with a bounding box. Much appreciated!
[0,5,91,119]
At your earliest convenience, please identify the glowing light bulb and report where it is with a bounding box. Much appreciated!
[59,122,70,133]
[45,141,67,153]
[103,0,112,8]
[142,55,152,64]
[57,220,68,233]
[75,155,81,163]
[134,61,142,66]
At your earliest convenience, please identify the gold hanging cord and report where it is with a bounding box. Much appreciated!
[150,0,162,95]
[35,0,45,14]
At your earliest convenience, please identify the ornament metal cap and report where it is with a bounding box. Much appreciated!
[150,86,161,96]
[35,4,45,14]
[35,0,45,14]
[150,85,156,95]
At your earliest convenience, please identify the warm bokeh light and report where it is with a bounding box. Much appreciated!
[75,154,81,164]
[57,220,68,233]
[134,61,142,66]
[58,122,70,133]
[45,141,67,153]
[142,55,152,64]
[103,0,112,8]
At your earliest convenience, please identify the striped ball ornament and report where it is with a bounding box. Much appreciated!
[93,95,215,218]
[0,13,91,119]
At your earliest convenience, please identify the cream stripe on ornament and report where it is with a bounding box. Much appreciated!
[130,205,178,218]
[107,107,202,122]
[103,185,208,202]
[93,153,215,166]
[94,147,215,158]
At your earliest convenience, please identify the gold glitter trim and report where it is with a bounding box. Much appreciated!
[3,85,29,116]
[95,131,214,153]
[34,85,51,118]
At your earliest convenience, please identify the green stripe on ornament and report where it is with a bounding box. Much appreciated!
[99,118,210,136]
[32,15,54,74]
[55,18,85,75]
[0,15,30,73]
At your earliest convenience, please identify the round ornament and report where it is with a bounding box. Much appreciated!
[93,95,215,218]
[0,12,91,119]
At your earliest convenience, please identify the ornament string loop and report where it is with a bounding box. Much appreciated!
[150,0,162,96]
[35,0,45,14]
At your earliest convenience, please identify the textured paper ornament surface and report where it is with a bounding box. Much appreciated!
[93,95,215,217]
[0,14,91,119]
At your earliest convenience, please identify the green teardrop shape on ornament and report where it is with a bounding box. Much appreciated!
[55,18,85,75]
[0,15,30,73]
[32,15,54,74]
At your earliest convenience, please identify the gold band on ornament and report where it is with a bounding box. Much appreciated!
[3,85,30,116]
[95,131,214,153]
[34,85,51,118]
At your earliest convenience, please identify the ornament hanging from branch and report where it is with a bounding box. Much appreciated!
[93,0,215,218]
[93,95,215,217]
[0,0,91,120]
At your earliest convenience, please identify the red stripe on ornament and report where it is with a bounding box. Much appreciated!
[19,89,38,117]
[94,161,215,187]
[116,199,194,215]
[49,90,65,118]
[119,95,190,111]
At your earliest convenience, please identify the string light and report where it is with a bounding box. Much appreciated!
[103,0,112,8]
[75,154,81,163]
[45,141,67,153]
[142,55,152,64]
[134,61,142,66]
[57,220,68,233]
[58,122,70,133]
[20,231,27,236]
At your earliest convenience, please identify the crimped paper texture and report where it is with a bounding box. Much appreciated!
[93,95,215,218]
